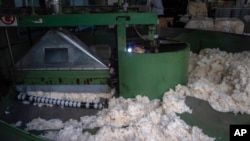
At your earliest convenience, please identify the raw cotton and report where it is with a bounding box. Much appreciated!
[25,118,64,131]
[214,18,244,34]
[187,2,208,17]
[186,48,250,114]
[25,48,250,141]
[26,95,213,141]
[12,121,22,127]
[185,17,214,31]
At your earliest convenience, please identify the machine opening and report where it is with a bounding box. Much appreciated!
[158,42,187,53]
[44,48,68,64]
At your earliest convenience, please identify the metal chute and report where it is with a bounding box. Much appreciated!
[15,30,108,70]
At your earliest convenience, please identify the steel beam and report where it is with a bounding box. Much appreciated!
[17,13,157,27]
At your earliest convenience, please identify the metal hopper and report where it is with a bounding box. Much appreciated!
[15,30,108,70]
[15,29,110,98]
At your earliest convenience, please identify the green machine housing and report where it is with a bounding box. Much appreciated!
[14,13,190,99]
[119,43,189,99]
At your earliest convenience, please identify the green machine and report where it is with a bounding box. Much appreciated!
[1,2,189,101]
[0,0,190,140]
[1,1,249,141]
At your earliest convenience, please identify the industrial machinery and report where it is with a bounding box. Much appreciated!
[1,1,250,141]
[0,0,190,140]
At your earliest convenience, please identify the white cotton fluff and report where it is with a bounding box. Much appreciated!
[43,126,93,141]
[87,95,161,128]
[187,48,250,114]
[25,118,64,131]
[162,86,192,114]
[12,121,22,127]
[26,93,213,141]
[25,48,250,141]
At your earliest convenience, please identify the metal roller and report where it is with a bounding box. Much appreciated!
[17,93,107,109]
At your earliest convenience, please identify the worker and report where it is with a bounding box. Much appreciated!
[147,0,164,16]
[133,44,145,53]
[133,43,151,53]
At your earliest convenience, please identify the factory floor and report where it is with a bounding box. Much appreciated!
[0,100,98,130]
[180,96,250,141]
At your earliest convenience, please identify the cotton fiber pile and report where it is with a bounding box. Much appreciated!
[186,48,250,114]
[24,48,250,141]
[26,95,213,141]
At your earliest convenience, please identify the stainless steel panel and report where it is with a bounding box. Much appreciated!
[15,30,108,70]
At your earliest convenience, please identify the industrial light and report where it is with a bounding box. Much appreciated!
[127,47,132,53]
